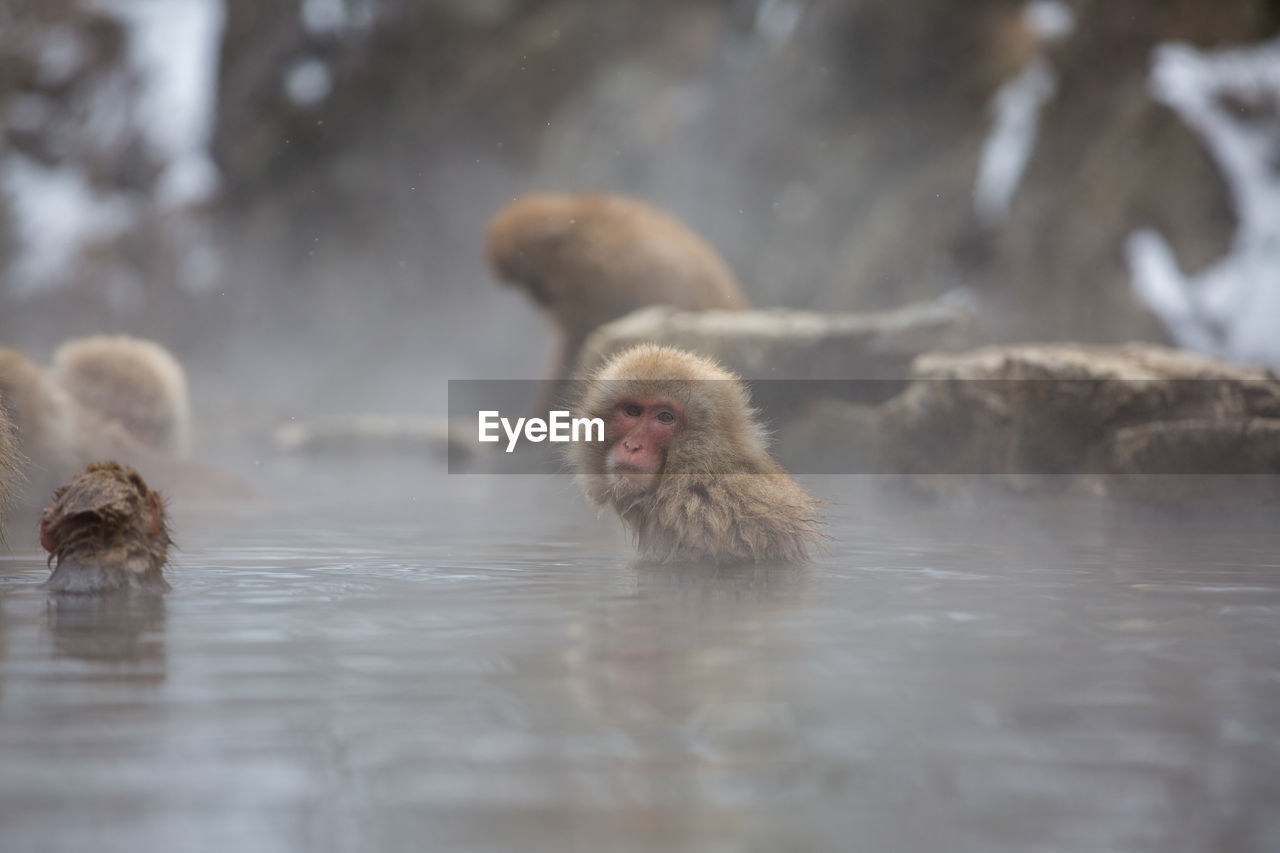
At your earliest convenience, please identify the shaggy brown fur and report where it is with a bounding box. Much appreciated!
[0,401,18,539]
[570,345,821,563]
[486,192,749,385]
[0,348,86,504]
[51,335,192,457]
[41,462,171,594]
[2,347,256,514]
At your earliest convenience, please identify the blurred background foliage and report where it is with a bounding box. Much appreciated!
[0,0,1276,420]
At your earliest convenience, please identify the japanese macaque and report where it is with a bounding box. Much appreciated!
[51,335,192,457]
[41,462,171,594]
[0,348,88,504]
[2,346,252,514]
[485,193,749,392]
[570,344,821,563]
[0,403,17,536]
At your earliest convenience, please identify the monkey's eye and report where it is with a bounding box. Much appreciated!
[656,410,676,425]
[623,403,643,417]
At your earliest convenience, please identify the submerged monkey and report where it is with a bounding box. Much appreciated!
[570,344,821,563]
[486,192,749,388]
[40,462,171,594]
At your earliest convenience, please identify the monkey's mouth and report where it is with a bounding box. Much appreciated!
[610,462,658,482]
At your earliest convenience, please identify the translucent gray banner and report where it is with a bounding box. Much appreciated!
[446,379,1280,476]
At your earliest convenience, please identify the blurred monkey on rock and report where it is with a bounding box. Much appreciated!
[486,192,749,403]
[570,344,820,563]
[51,335,192,457]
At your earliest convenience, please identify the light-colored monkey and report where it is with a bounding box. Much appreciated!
[51,335,192,458]
[487,192,749,394]
[570,344,820,563]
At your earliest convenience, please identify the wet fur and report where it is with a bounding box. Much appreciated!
[42,462,171,594]
[570,345,821,563]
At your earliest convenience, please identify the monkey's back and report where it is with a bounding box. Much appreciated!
[486,192,749,330]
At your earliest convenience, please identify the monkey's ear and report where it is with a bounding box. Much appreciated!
[144,491,162,540]
[39,512,56,553]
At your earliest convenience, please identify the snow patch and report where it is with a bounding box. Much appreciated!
[973,2,1074,226]
[36,26,90,87]
[1,1,227,296]
[1023,1,1074,43]
[93,0,226,209]
[756,0,802,48]
[302,0,350,36]
[974,57,1057,225]
[1126,38,1280,369]
[1,156,138,296]
[285,58,334,107]
[300,0,374,36]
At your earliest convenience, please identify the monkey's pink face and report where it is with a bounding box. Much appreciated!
[607,397,682,489]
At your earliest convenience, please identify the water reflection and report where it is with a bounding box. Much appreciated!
[43,593,168,671]
[565,559,810,741]
[0,474,1277,852]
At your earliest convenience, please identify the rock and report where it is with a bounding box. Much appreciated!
[576,300,979,407]
[274,414,455,456]
[272,413,566,472]
[773,398,885,475]
[878,343,1280,499]
[1108,418,1280,475]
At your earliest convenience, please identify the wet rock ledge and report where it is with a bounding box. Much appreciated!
[880,343,1280,497]
[779,342,1280,500]
[577,300,980,383]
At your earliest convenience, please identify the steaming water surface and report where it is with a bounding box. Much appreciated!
[1,465,1278,852]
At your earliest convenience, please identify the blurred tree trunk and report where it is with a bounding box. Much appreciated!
[820,0,1278,342]
[4,0,1278,409]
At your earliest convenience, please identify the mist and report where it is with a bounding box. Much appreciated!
[2,4,1280,851]
[5,0,1277,449]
